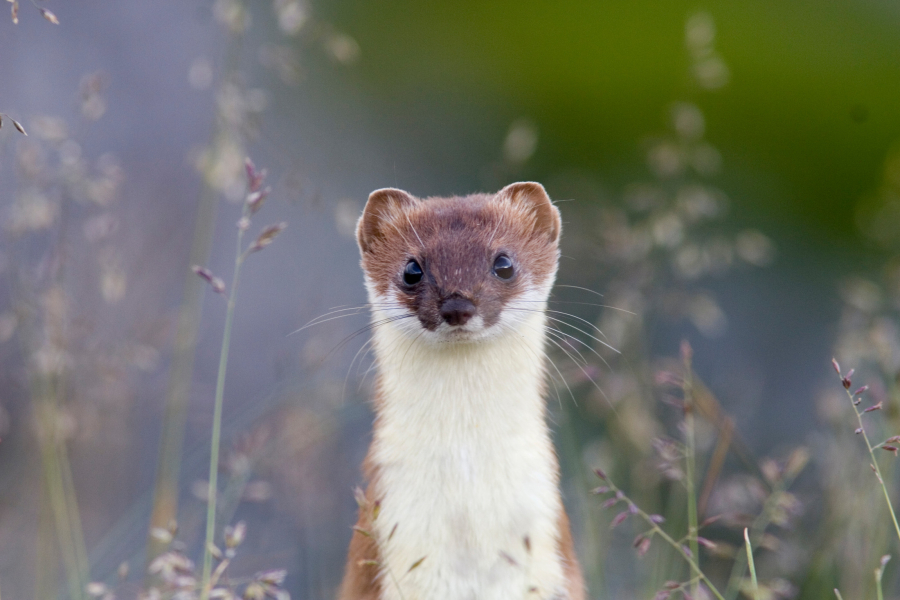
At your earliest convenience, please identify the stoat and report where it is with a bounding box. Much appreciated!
[338,182,585,600]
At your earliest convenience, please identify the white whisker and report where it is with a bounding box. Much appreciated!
[553,284,606,299]
[544,324,612,372]
[343,337,376,403]
[290,302,409,336]
[404,212,425,247]
[505,306,620,354]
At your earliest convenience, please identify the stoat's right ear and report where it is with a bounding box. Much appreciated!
[356,188,418,254]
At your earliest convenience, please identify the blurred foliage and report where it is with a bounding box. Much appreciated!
[326,0,900,238]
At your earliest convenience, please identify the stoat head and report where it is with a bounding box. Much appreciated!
[356,182,561,343]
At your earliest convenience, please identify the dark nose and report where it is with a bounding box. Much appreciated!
[440,296,476,326]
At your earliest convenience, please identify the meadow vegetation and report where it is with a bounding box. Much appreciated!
[2,2,900,600]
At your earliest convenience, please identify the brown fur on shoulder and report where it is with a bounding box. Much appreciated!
[558,509,586,600]
[337,484,382,600]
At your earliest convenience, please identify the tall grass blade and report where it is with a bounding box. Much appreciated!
[744,528,758,600]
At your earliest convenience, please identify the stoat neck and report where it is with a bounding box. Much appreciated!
[363,309,568,600]
[370,311,551,441]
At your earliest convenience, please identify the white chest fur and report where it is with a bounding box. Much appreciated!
[367,311,567,600]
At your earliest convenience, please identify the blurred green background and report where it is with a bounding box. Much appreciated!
[322,0,900,236]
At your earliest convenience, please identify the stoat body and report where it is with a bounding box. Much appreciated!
[339,183,585,600]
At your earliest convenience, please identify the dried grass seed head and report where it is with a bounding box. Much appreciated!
[250,222,287,252]
[224,520,247,548]
[40,9,59,24]
[192,265,226,294]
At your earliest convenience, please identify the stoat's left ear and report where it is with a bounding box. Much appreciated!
[498,182,561,244]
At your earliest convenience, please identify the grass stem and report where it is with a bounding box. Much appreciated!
[723,460,805,600]
[198,207,249,600]
[145,6,246,569]
[844,385,900,546]
[682,346,700,599]
[744,528,758,599]
[875,555,889,600]
[599,477,726,600]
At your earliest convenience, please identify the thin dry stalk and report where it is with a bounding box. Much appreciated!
[8,209,90,599]
[145,13,249,567]
[723,448,807,600]
[594,471,726,600]
[35,382,89,600]
[681,342,700,599]
[198,209,249,600]
[145,183,219,565]
[743,528,758,599]
[875,555,889,600]
[833,360,900,545]
[197,161,286,600]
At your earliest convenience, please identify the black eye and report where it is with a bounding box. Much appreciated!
[493,255,514,280]
[403,259,423,286]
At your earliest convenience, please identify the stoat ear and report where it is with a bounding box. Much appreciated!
[498,182,561,244]
[357,188,418,254]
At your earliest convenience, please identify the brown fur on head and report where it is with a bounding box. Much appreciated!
[356,182,561,337]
